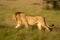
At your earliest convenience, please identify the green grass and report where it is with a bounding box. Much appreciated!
[0,0,60,40]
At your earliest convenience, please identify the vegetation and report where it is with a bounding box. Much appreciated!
[0,0,60,40]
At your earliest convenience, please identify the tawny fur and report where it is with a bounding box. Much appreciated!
[13,12,50,31]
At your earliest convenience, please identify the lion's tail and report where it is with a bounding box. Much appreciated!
[45,19,54,31]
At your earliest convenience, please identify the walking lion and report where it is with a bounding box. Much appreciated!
[13,12,50,31]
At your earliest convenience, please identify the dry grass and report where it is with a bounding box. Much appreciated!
[0,0,60,40]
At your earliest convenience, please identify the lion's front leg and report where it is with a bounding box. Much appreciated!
[15,23,21,28]
[20,16,29,29]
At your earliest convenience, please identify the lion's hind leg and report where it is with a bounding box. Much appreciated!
[37,23,42,31]
[42,25,50,31]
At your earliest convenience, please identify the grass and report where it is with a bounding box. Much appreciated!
[0,0,60,40]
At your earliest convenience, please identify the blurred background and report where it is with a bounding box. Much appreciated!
[0,0,60,40]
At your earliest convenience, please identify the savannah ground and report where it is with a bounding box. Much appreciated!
[0,0,60,40]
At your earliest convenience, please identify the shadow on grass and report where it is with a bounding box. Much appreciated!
[50,24,60,32]
[0,24,15,29]
[0,25,9,28]
[0,24,60,32]
[54,26,60,32]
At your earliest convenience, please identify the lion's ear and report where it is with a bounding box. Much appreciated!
[15,12,23,15]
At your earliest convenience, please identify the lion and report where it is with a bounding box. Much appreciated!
[12,12,51,31]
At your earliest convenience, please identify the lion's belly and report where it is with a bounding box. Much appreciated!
[27,16,37,25]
